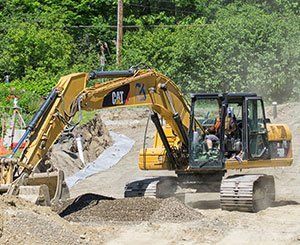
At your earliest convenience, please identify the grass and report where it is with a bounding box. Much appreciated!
[73,110,97,126]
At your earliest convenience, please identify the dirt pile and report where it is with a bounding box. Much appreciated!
[48,113,111,177]
[0,196,102,244]
[62,196,202,224]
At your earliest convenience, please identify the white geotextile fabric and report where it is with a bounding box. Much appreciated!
[66,131,135,188]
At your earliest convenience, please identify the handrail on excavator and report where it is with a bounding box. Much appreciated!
[89,69,136,80]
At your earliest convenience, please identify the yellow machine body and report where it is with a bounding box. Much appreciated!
[138,125,178,170]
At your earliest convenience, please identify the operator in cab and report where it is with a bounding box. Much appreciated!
[205,107,240,156]
[205,108,222,152]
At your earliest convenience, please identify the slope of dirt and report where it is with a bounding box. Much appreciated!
[62,197,202,224]
[47,113,111,177]
[70,108,173,199]
[2,195,299,244]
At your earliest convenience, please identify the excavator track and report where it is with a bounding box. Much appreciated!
[220,174,275,212]
[124,178,160,198]
[124,177,178,198]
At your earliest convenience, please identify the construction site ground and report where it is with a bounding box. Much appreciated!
[1,104,300,244]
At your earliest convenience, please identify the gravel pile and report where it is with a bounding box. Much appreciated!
[150,198,203,222]
[62,196,202,223]
[0,196,100,244]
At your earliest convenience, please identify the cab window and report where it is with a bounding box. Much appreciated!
[247,99,269,159]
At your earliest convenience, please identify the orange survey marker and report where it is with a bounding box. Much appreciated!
[0,138,11,156]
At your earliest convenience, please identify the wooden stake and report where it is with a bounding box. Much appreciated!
[116,0,123,66]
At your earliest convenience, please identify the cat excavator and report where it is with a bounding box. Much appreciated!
[0,68,293,212]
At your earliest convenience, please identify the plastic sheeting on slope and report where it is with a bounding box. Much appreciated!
[66,131,135,188]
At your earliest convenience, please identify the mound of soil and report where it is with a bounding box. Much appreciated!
[62,196,202,224]
[0,196,99,244]
[47,113,111,177]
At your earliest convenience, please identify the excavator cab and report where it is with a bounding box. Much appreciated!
[189,93,270,170]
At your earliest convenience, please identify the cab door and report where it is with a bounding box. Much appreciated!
[245,97,270,160]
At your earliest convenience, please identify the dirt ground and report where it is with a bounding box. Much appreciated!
[70,106,300,244]
[71,106,300,244]
[1,105,300,244]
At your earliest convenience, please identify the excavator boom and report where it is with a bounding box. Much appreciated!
[0,68,199,204]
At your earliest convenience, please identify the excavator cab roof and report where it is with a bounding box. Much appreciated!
[190,92,258,100]
[190,92,259,106]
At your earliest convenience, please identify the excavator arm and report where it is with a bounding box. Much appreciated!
[0,68,201,204]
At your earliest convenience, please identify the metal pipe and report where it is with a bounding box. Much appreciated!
[10,89,59,157]
[76,135,85,166]
[89,69,135,80]
[158,84,188,148]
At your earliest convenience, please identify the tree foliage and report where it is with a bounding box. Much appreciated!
[0,0,299,117]
[123,3,299,102]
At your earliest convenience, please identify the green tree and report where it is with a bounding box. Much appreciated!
[122,3,300,102]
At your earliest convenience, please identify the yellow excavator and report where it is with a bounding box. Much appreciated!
[0,68,293,212]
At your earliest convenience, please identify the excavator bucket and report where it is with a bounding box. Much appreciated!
[19,170,70,206]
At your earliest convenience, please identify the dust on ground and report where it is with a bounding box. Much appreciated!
[47,113,111,177]
[69,106,300,244]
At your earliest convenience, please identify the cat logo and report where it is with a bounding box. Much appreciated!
[103,84,130,107]
[112,91,124,105]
